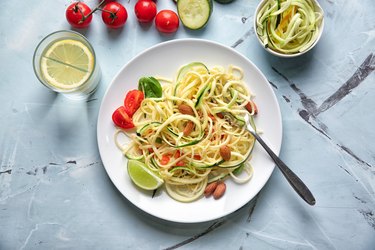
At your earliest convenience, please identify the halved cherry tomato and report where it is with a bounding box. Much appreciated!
[176,160,185,166]
[124,90,144,116]
[193,155,201,160]
[160,155,170,165]
[112,106,135,129]
[245,101,258,115]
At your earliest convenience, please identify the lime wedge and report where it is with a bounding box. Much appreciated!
[127,160,164,190]
[40,39,94,90]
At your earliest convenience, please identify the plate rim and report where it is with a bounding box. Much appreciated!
[97,38,283,223]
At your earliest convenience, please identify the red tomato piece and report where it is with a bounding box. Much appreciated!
[66,2,93,28]
[112,106,135,129]
[174,150,181,159]
[135,0,157,23]
[193,155,201,160]
[155,10,179,33]
[176,160,185,166]
[160,155,170,165]
[216,113,224,119]
[124,90,144,116]
[102,2,128,28]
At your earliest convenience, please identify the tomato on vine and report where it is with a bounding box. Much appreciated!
[101,2,128,28]
[66,2,93,28]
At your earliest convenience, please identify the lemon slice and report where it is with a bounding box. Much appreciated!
[40,39,94,90]
[127,160,164,190]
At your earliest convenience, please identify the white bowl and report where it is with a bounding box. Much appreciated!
[254,0,324,58]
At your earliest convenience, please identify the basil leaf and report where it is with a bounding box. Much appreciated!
[138,77,162,98]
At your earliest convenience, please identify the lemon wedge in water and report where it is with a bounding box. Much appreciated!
[127,160,164,190]
[40,39,94,90]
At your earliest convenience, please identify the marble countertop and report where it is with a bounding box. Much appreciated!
[1,0,374,249]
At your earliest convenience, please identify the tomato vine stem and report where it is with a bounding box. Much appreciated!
[79,0,107,22]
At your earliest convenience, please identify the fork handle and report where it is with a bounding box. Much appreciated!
[251,132,316,205]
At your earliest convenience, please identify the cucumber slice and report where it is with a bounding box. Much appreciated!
[177,0,213,30]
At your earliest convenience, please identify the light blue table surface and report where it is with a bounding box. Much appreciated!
[1,0,374,249]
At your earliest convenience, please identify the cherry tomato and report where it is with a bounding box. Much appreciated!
[155,10,179,33]
[174,150,181,158]
[102,2,128,28]
[176,160,185,166]
[193,155,201,160]
[160,155,170,165]
[112,106,135,129]
[173,151,185,166]
[216,113,224,119]
[135,0,157,23]
[124,90,144,116]
[66,2,93,28]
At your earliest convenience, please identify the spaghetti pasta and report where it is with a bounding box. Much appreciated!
[115,62,257,202]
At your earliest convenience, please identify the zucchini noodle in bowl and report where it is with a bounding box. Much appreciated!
[115,63,258,202]
[255,0,324,57]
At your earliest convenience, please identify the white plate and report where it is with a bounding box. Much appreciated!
[97,39,282,223]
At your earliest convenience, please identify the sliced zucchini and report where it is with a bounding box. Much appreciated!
[191,159,225,169]
[275,0,281,27]
[162,129,204,148]
[124,145,144,161]
[222,112,246,127]
[177,0,213,30]
[195,84,210,107]
[176,62,209,83]
[136,122,162,136]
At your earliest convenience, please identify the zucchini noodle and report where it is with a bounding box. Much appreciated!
[116,63,257,202]
[256,0,323,54]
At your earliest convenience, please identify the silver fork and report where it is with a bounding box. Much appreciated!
[244,113,316,205]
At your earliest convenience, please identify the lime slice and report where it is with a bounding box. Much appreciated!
[127,160,164,190]
[40,39,94,90]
